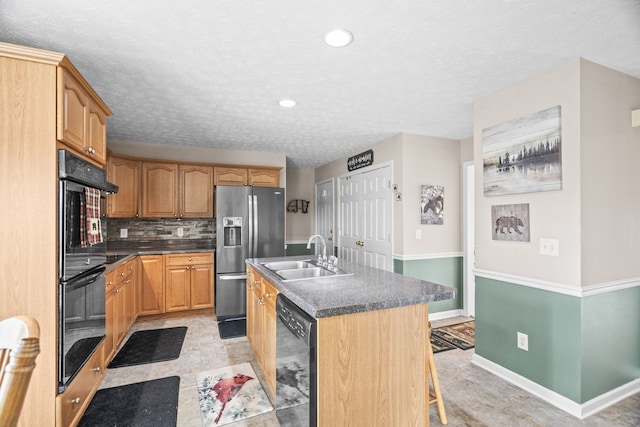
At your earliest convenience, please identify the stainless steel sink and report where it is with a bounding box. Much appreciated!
[261,260,313,271]
[275,267,335,281]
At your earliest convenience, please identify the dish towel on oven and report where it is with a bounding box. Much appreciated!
[83,187,103,247]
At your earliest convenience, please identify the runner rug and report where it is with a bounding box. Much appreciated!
[197,362,273,426]
[108,326,187,368]
[431,321,475,353]
[78,376,180,427]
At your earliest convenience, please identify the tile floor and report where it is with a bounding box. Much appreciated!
[100,314,640,427]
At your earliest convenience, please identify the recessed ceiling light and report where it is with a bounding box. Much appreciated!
[279,99,296,108]
[325,29,353,48]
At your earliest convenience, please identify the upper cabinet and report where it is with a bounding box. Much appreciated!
[57,68,110,165]
[140,162,213,218]
[107,155,140,217]
[180,165,214,218]
[214,166,280,187]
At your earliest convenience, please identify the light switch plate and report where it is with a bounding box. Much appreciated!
[540,238,559,256]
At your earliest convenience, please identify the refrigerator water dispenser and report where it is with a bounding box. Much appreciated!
[223,217,242,247]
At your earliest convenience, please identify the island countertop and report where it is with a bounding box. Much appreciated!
[246,255,455,318]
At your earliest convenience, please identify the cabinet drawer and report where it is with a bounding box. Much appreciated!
[57,341,105,427]
[262,280,278,309]
[165,252,213,266]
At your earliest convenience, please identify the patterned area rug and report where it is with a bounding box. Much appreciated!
[197,362,273,426]
[431,321,475,353]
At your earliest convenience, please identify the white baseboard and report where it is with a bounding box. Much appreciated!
[471,354,640,419]
[428,309,463,321]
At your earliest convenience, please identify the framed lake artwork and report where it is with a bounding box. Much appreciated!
[420,185,444,225]
[483,105,562,196]
[491,203,530,242]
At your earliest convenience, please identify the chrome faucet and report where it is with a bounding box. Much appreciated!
[306,234,327,265]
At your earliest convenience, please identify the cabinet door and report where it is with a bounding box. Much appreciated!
[180,165,213,218]
[107,156,140,217]
[214,167,248,186]
[165,266,191,312]
[114,284,127,349]
[138,255,165,315]
[141,162,178,217]
[263,304,277,395]
[87,107,107,163]
[248,168,280,187]
[57,69,88,152]
[104,281,115,362]
[191,263,214,309]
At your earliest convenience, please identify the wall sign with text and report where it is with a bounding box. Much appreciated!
[347,149,374,171]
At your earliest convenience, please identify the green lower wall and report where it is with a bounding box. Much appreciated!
[394,256,462,313]
[285,243,314,256]
[476,276,640,403]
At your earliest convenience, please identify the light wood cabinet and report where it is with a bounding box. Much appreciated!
[105,258,137,362]
[180,165,214,217]
[141,162,213,218]
[57,68,109,165]
[246,266,278,395]
[56,341,104,427]
[138,255,165,315]
[214,166,280,187]
[164,253,214,312]
[107,155,140,217]
[141,162,179,217]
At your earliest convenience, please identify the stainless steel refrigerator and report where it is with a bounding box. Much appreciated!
[215,185,285,320]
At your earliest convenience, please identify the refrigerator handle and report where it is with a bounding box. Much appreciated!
[252,194,258,256]
[248,194,254,258]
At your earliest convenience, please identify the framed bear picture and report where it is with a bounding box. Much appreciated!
[491,203,530,242]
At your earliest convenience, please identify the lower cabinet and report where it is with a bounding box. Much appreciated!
[138,255,165,315]
[246,266,278,395]
[56,341,105,427]
[105,258,137,362]
[164,253,214,312]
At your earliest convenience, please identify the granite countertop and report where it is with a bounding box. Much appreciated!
[105,239,214,271]
[246,255,455,318]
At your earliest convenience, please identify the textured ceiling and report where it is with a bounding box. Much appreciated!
[1,0,639,168]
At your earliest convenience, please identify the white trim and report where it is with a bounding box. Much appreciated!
[474,268,640,297]
[428,309,463,321]
[472,354,640,419]
[462,160,475,317]
[393,252,463,261]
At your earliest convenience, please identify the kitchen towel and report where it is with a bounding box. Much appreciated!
[83,187,102,246]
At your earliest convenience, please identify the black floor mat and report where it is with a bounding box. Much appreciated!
[218,318,246,339]
[78,376,180,427]
[108,327,187,368]
[65,336,104,377]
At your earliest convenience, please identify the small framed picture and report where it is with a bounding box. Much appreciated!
[420,185,444,225]
[491,203,530,242]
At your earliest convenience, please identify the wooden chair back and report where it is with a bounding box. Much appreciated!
[0,316,40,427]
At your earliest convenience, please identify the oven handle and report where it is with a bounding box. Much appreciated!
[63,267,106,291]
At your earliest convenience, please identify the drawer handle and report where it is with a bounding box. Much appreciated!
[264,293,273,297]
[93,366,101,373]
[124,279,130,284]
[71,397,81,405]
[258,298,264,305]
[188,257,193,261]
[120,272,125,276]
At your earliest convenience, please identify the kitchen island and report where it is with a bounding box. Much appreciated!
[246,255,455,427]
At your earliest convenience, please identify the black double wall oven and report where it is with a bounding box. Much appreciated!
[58,149,117,392]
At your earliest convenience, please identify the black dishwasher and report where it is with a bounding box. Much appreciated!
[275,294,317,427]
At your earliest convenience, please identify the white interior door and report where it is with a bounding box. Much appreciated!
[315,179,334,255]
[338,164,393,271]
[463,161,476,317]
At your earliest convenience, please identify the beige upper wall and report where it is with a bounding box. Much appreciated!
[315,133,462,257]
[474,59,583,285]
[285,168,315,242]
[580,59,640,285]
[474,57,640,287]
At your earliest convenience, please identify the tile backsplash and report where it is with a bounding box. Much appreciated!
[107,218,214,242]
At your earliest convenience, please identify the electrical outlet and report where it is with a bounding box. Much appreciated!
[540,238,559,256]
[415,229,422,239]
[517,332,529,351]
[120,228,128,238]
[177,227,184,237]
